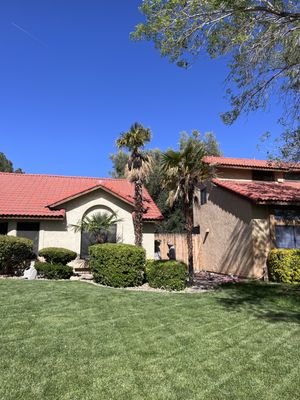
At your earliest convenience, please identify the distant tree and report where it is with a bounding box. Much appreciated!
[161,135,212,282]
[180,131,222,156]
[0,152,23,173]
[132,0,300,161]
[110,131,221,233]
[109,150,129,178]
[116,122,152,247]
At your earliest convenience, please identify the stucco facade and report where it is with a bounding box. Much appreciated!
[195,156,300,278]
[194,183,273,278]
[6,187,155,259]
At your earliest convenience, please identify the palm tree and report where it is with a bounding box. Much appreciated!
[116,122,152,247]
[72,212,122,244]
[161,137,211,283]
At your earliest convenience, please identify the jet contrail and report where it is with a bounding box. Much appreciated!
[12,22,46,46]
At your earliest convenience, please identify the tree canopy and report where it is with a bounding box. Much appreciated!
[132,0,300,161]
[0,152,23,173]
[110,131,221,233]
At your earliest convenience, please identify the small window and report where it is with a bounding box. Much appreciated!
[275,225,300,249]
[252,170,275,181]
[284,172,300,181]
[0,222,8,235]
[192,225,200,234]
[274,209,300,221]
[17,222,40,231]
[200,188,207,205]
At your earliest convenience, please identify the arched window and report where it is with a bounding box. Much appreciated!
[80,206,118,259]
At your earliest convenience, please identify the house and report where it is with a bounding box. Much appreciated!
[194,157,300,278]
[0,172,163,258]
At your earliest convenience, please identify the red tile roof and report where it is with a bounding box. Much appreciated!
[212,179,300,204]
[0,172,163,220]
[204,156,300,171]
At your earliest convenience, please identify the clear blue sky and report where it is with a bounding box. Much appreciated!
[0,0,282,177]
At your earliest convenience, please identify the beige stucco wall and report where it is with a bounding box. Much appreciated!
[251,205,272,277]
[194,183,270,278]
[7,188,155,259]
[216,167,252,181]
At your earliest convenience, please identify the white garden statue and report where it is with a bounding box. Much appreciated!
[23,261,37,280]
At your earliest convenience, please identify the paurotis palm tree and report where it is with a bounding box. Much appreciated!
[72,212,122,244]
[161,137,211,283]
[116,122,152,247]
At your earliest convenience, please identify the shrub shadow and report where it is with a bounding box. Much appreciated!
[217,282,300,324]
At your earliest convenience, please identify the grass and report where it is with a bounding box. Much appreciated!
[0,280,299,400]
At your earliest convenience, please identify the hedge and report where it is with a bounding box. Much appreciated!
[146,260,188,291]
[35,262,73,280]
[267,249,300,283]
[39,247,77,265]
[89,243,145,287]
[0,235,33,275]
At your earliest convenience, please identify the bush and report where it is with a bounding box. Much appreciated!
[267,249,300,283]
[89,243,146,287]
[35,262,73,280]
[146,260,187,291]
[0,235,33,275]
[39,247,77,265]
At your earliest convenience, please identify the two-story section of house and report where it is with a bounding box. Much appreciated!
[194,157,300,278]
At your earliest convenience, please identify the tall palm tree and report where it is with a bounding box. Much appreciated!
[72,212,122,244]
[161,137,211,283]
[116,122,152,247]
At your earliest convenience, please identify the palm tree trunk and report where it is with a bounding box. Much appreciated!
[184,204,194,284]
[134,179,143,247]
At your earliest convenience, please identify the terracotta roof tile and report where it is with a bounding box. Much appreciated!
[212,179,300,204]
[0,172,163,220]
[204,156,300,171]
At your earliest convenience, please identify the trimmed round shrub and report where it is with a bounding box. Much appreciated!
[0,235,33,275]
[39,247,77,265]
[146,260,188,291]
[35,262,73,280]
[267,249,300,283]
[89,243,146,287]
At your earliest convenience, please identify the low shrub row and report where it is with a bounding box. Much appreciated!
[35,262,73,280]
[146,260,187,291]
[36,247,76,280]
[89,243,146,287]
[39,247,77,265]
[89,243,188,290]
[267,249,300,283]
[0,235,187,288]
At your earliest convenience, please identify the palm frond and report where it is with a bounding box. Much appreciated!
[71,212,122,237]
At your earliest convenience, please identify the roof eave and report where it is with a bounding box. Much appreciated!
[48,184,134,208]
[0,214,65,220]
[256,200,300,206]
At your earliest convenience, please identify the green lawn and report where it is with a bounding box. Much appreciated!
[0,280,299,400]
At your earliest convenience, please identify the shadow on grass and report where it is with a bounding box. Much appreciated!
[217,281,300,324]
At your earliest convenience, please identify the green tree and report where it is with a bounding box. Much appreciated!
[116,122,152,247]
[132,0,300,161]
[109,150,129,178]
[110,131,221,233]
[161,135,212,282]
[0,152,23,173]
[72,212,122,244]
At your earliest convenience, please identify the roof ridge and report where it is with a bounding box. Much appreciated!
[205,156,300,165]
[0,171,129,181]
